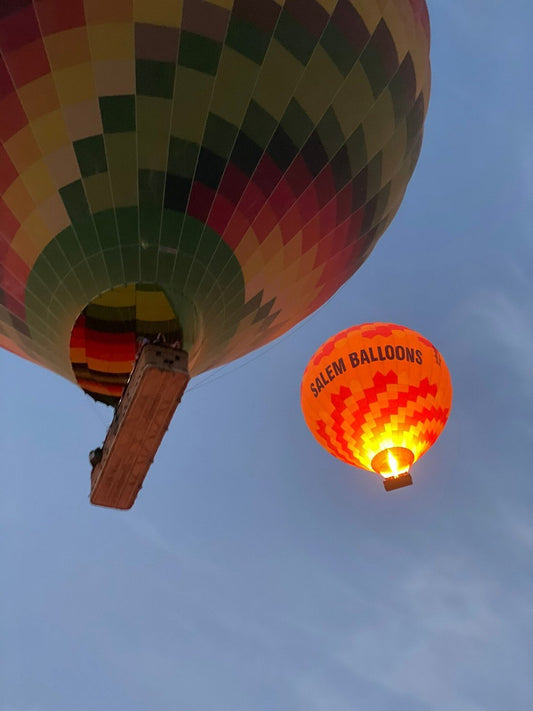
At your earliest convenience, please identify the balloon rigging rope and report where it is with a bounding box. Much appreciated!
[186,279,351,394]
[84,392,113,431]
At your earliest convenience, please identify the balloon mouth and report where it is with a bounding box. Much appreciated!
[371,447,414,479]
[69,283,182,405]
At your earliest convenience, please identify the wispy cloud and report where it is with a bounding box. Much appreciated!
[508,519,533,550]
[460,284,533,393]
[297,552,529,711]
[520,131,533,247]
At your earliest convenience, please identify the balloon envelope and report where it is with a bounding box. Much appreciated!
[0,0,430,402]
[301,323,452,478]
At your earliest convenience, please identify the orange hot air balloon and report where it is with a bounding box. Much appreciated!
[301,323,452,491]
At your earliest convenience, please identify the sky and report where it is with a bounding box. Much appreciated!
[1,1,533,710]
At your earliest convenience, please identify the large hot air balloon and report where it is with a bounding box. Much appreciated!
[0,0,431,403]
[301,323,452,491]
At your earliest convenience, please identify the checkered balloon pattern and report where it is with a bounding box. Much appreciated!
[0,0,430,403]
[301,323,452,476]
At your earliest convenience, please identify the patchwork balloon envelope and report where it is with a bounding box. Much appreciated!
[0,0,430,405]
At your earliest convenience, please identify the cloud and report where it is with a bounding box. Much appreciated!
[313,551,531,711]
[461,285,533,393]
[520,131,533,246]
[508,519,533,550]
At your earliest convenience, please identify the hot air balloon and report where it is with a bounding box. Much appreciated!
[0,0,431,505]
[301,323,452,491]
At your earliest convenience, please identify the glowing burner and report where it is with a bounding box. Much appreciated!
[371,447,414,492]
[371,447,414,477]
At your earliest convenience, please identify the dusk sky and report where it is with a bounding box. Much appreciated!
[2,1,533,710]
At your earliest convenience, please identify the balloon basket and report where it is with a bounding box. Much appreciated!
[89,345,189,510]
[382,472,413,492]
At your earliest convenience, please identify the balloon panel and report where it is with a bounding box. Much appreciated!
[301,323,452,473]
[0,0,430,396]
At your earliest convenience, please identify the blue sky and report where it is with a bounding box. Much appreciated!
[2,2,533,710]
